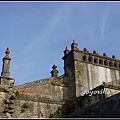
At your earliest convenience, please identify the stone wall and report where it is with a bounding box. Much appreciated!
[62,41,120,98]
[0,91,6,118]
[13,99,64,118]
[58,85,106,117]
[13,76,68,118]
[74,61,120,97]
[62,50,76,99]
[0,78,15,118]
[14,76,68,102]
[64,92,120,118]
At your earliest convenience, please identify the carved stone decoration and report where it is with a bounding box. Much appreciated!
[83,48,87,52]
[93,50,97,54]
[112,55,116,59]
[50,64,59,78]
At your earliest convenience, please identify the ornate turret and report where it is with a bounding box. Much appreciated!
[50,64,59,78]
[1,48,11,78]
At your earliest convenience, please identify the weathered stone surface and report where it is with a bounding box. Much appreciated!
[0,41,120,118]
[64,92,120,118]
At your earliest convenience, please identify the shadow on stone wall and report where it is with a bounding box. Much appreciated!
[50,85,106,118]
[63,91,120,118]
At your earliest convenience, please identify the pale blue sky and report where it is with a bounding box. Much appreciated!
[0,1,120,85]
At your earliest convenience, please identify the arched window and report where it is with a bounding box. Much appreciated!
[114,62,118,68]
[83,55,87,61]
[88,56,93,62]
[109,61,113,67]
[119,64,120,68]
[104,60,108,66]
[94,58,98,64]
[99,59,103,65]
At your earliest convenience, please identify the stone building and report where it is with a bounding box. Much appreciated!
[0,40,120,118]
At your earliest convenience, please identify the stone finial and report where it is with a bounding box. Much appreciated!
[51,64,59,78]
[73,40,75,43]
[71,40,78,50]
[66,46,68,50]
[1,47,11,78]
[93,50,97,54]
[103,53,107,57]
[83,48,87,52]
[64,46,70,56]
[4,47,11,60]
[52,64,57,69]
[112,55,116,59]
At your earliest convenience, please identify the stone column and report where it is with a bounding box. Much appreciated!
[1,48,11,78]
[0,48,15,118]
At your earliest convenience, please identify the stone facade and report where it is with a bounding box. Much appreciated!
[64,91,120,118]
[62,40,120,99]
[0,41,120,118]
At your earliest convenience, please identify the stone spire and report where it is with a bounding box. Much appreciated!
[50,64,59,78]
[71,40,78,50]
[1,48,11,78]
